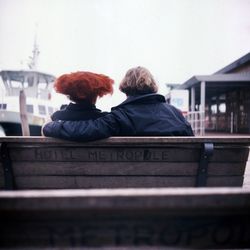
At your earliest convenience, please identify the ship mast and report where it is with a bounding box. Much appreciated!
[28,33,40,70]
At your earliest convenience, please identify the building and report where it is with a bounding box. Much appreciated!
[177,52,250,135]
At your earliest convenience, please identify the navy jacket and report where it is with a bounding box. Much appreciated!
[51,100,107,121]
[43,94,194,141]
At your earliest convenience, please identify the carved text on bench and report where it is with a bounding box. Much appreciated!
[34,148,170,161]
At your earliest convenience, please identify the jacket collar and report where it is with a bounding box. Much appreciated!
[112,93,166,110]
[67,101,101,111]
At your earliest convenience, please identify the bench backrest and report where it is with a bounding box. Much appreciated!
[1,136,250,189]
[0,188,250,248]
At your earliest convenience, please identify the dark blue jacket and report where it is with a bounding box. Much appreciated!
[43,94,194,141]
[51,100,107,121]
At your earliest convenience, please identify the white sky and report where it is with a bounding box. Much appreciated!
[0,0,250,110]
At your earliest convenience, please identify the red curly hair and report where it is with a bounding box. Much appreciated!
[54,71,114,103]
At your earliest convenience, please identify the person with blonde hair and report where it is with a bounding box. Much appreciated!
[119,66,158,95]
[43,67,193,141]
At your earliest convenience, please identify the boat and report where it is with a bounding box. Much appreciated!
[0,40,58,136]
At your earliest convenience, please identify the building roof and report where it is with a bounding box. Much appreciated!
[179,73,250,89]
[215,52,250,74]
[178,74,250,98]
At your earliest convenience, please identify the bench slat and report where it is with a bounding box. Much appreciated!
[1,135,250,144]
[4,161,245,176]
[12,176,243,189]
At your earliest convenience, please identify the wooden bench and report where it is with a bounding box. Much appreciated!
[0,188,250,248]
[0,136,250,189]
[0,136,250,248]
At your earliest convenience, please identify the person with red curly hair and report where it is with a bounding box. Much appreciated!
[51,71,114,121]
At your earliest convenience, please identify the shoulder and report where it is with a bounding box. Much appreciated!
[51,109,68,121]
[112,94,165,110]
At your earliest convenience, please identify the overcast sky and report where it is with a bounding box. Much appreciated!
[0,0,250,110]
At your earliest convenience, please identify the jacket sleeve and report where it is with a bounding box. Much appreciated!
[43,112,122,141]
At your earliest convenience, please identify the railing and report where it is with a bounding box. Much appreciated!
[185,111,205,136]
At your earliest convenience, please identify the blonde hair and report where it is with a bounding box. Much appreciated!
[119,66,158,96]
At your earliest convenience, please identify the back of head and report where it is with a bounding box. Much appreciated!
[54,71,114,103]
[119,66,158,96]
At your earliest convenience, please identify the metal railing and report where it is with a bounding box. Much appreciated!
[185,111,205,136]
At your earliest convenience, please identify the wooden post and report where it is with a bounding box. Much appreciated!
[19,90,30,136]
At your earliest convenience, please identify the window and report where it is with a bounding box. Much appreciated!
[48,106,54,115]
[38,105,46,115]
[211,104,217,114]
[219,103,226,113]
[27,76,34,87]
[0,103,7,110]
[38,82,47,89]
[10,81,22,88]
[23,82,28,88]
[26,104,34,113]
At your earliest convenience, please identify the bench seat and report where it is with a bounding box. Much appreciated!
[0,188,250,248]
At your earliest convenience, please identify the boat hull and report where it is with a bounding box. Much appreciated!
[0,122,42,136]
[0,111,45,136]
